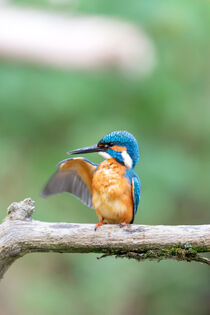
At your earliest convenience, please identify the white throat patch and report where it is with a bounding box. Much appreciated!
[122,150,133,169]
[98,151,112,160]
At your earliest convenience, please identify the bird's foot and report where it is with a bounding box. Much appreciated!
[95,219,107,231]
[119,221,127,228]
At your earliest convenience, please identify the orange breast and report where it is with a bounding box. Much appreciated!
[92,158,133,224]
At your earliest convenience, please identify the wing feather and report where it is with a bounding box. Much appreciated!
[41,158,97,208]
[131,175,141,222]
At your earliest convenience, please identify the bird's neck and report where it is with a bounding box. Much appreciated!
[100,158,127,171]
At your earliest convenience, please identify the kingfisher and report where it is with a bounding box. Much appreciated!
[42,130,141,229]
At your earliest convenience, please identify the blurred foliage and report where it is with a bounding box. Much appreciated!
[0,0,210,315]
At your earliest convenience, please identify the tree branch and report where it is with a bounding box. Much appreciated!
[0,198,209,279]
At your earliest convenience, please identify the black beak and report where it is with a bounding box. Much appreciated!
[68,144,105,155]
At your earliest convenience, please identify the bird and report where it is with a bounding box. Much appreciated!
[41,130,141,229]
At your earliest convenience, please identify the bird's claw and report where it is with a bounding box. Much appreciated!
[119,221,127,228]
[95,220,107,231]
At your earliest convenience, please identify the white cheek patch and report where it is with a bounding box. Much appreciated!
[122,150,133,169]
[98,152,112,160]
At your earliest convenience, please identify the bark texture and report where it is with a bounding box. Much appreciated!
[0,198,209,279]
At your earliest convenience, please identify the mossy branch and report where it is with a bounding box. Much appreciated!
[0,198,209,280]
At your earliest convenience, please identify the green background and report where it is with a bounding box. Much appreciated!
[0,0,210,314]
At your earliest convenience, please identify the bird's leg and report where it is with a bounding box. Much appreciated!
[95,218,107,231]
[119,221,127,228]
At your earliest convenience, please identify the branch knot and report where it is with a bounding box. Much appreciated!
[5,198,35,221]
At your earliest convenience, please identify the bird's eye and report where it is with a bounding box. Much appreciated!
[104,144,109,148]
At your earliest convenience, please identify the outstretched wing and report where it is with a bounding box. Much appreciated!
[131,174,141,223]
[41,157,98,208]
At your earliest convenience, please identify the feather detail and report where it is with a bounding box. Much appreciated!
[131,175,141,222]
[92,158,133,223]
[41,157,98,208]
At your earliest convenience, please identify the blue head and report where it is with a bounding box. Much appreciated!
[68,130,139,169]
[97,131,139,168]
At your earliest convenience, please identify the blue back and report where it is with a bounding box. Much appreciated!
[125,168,141,221]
